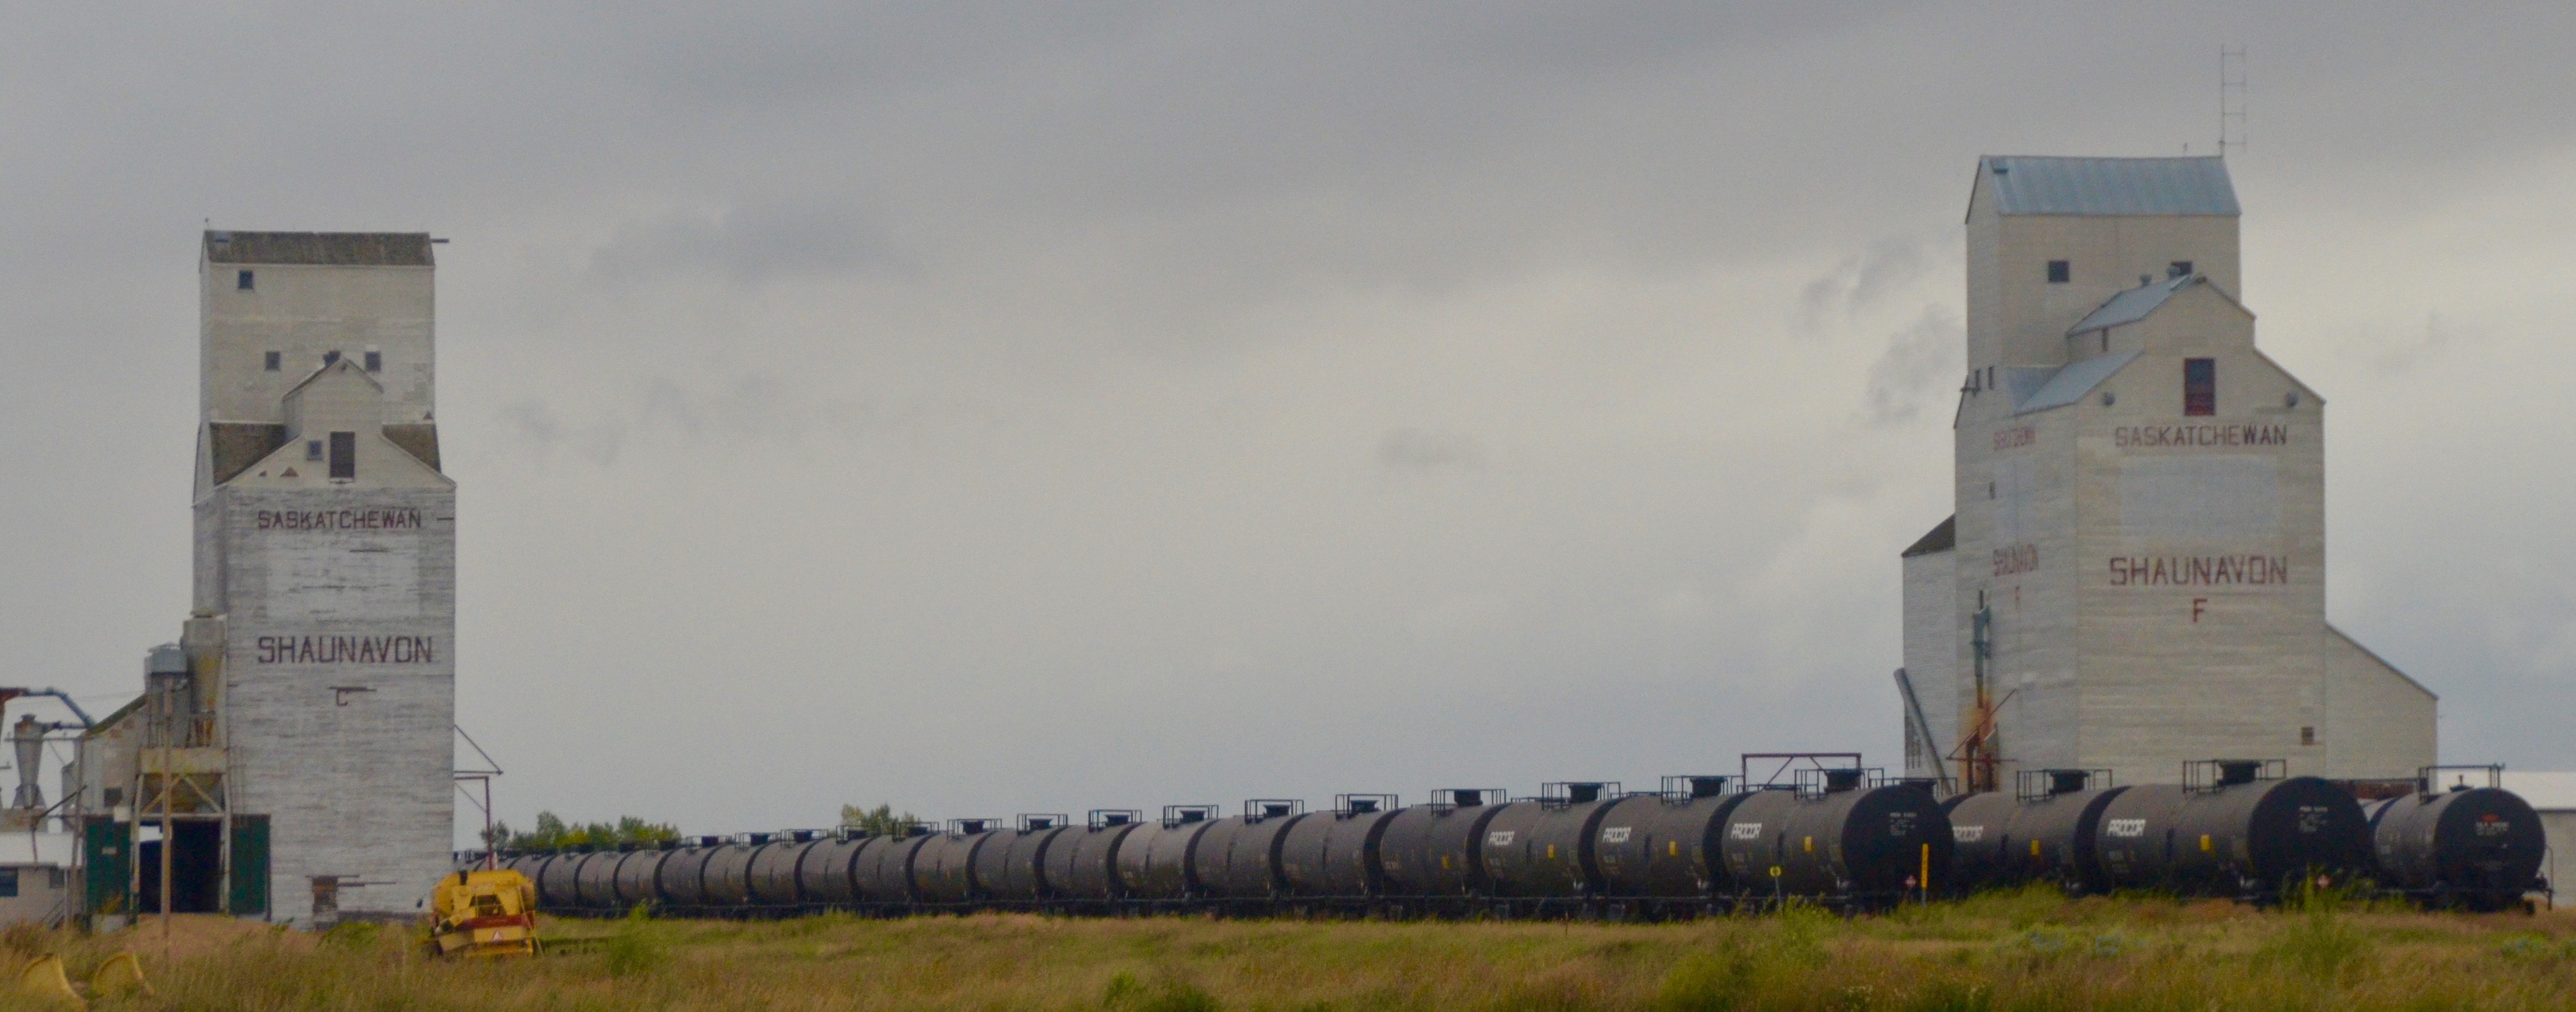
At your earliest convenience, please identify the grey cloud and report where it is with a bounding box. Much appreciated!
[1862,307,1963,426]
[2,3,2573,842]
[1798,237,1934,331]
[588,202,907,287]
[1377,428,1487,474]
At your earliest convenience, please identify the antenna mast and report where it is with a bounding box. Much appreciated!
[2218,46,2247,157]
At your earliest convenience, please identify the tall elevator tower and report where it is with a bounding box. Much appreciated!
[1896,158,2434,794]
[81,232,455,923]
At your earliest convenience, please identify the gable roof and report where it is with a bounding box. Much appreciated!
[2067,273,2199,335]
[2064,273,2254,339]
[205,230,433,267]
[1901,516,1956,558]
[282,357,385,399]
[2013,350,2140,417]
[1976,156,2239,217]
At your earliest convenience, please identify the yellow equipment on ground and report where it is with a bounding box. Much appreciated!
[429,868,541,957]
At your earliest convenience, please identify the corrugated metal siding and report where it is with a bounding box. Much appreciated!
[1982,156,2240,216]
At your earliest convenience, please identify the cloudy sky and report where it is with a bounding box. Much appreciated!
[3,3,2571,842]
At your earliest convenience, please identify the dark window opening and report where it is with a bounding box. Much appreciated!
[135,821,224,914]
[323,350,341,366]
[328,432,357,479]
[2183,357,2217,416]
[363,351,382,372]
[2046,260,2071,284]
[305,440,324,462]
[2300,726,2316,746]
[0,868,16,898]
[236,270,254,291]
[2168,261,2194,279]
[263,351,281,371]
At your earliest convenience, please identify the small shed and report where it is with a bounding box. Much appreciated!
[0,832,79,926]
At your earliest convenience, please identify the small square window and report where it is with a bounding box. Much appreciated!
[2168,261,2194,278]
[323,351,341,366]
[236,270,254,291]
[2045,260,2070,284]
[2300,726,2316,746]
[2183,357,2217,416]
[263,351,282,371]
[306,440,324,462]
[364,351,382,372]
[0,868,17,898]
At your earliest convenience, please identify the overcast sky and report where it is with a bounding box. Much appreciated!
[3,3,2571,843]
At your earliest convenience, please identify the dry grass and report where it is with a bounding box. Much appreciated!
[5,891,2576,1011]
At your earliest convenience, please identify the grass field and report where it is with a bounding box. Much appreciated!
[11,890,2576,1011]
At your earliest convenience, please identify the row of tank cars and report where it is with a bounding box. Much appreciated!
[487,760,2549,920]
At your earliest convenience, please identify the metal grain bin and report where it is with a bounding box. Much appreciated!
[749,832,825,906]
[1279,795,1401,899]
[978,816,1070,902]
[1482,783,1618,898]
[1045,811,1143,900]
[2365,776,2544,908]
[1118,806,1219,900]
[1593,777,1752,900]
[916,820,1002,904]
[2095,760,2370,896]
[700,835,767,908]
[798,832,875,905]
[612,844,675,908]
[856,825,935,903]
[1376,790,1506,898]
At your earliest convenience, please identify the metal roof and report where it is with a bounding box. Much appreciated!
[2014,350,2140,416]
[1900,516,1954,558]
[205,230,434,267]
[1979,156,2239,217]
[2067,274,2200,335]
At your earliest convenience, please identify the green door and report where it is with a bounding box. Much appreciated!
[81,817,131,916]
[228,815,270,916]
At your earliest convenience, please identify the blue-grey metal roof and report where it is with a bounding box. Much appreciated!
[1979,156,2239,216]
[2067,273,2199,335]
[2014,350,2140,415]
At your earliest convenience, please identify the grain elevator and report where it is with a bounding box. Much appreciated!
[1896,157,2435,796]
[77,232,455,924]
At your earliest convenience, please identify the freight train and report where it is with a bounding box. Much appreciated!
[488,760,2548,920]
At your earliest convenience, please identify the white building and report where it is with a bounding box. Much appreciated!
[1896,157,2435,794]
[79,232,455,924]
[2499,772,2576,902]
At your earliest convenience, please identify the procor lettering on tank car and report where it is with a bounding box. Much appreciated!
[1943,770,2129,894]
[1591,777,1753,918]
[503,756,2548,920]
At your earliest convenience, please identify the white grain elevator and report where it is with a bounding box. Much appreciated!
[78,232,455,924]
[1895,157,2436,797]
